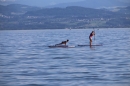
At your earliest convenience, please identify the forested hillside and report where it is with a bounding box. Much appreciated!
[0,4,130,30]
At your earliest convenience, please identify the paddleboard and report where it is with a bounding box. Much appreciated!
[78,44,102,46]
[48,45,75,48]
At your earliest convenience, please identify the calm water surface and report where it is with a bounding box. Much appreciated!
[0,28,130,86]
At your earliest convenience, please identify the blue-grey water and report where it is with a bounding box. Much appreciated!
[0,28,130,86]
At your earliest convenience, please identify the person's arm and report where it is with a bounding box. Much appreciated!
[93,31,95,35]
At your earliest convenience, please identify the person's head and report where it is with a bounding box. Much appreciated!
[92,31,95,33]
[67,39,69,42]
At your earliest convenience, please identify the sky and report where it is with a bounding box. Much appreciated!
[0,0,83,6]
[0,0,129,7]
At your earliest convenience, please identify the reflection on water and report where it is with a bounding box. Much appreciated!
[0,28,130,86]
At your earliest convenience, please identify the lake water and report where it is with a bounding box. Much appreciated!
[0,28,130,86]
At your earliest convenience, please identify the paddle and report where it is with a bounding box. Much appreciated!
[94,29,95,40]
[93,27,96,45]
[93,27,95,41]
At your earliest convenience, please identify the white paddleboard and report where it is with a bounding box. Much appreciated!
[78,44,102,46]
[48,45,75,48]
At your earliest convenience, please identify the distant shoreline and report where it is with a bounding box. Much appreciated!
[0,28,130,31]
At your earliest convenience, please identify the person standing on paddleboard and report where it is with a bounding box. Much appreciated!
[89,31,95,45]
